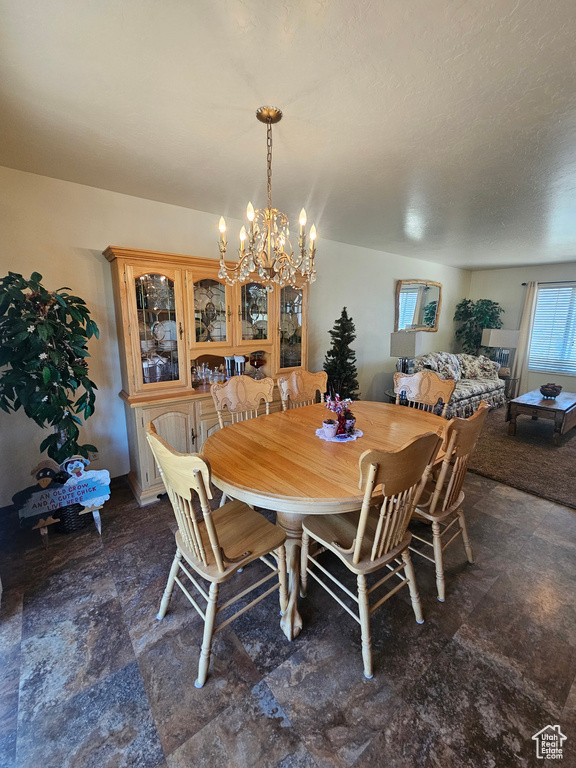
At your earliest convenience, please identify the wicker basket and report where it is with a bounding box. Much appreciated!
[54,503,91,534]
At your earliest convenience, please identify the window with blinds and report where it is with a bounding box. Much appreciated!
[398,290,418,329]
[528,283,576,375]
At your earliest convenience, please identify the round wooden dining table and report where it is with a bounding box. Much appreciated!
[202,400,446,640]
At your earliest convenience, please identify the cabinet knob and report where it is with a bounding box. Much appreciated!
[179,322,184,339]
[227,305,232,320]
[238,305,242,321]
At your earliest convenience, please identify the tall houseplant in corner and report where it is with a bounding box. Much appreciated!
[0,272,99,463]
[453,299,504,355]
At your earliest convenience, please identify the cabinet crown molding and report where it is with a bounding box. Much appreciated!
[104,245,236,271]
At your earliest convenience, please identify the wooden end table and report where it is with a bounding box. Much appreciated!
[506,390,576,445]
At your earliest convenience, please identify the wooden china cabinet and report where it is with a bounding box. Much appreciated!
[105,246,309,505]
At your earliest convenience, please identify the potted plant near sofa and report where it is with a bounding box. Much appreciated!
[453,299,504,355]
[0,271,99,531]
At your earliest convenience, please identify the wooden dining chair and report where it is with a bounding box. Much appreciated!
[146,424,288,688]
[278,369,328,410]
[393,370,456,417]
[210,375,275,506]
[211,375,274,428]
[409,401,490,602]
[300,431,442,679]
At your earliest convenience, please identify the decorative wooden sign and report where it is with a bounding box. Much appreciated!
[12,456,110,536]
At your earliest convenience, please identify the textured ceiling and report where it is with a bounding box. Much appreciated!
[2,0,576,269]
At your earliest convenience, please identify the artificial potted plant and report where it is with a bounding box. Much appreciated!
[0,272,99,530]
[453,299,504,355]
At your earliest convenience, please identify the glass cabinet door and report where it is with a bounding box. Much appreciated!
[240,282,269,343]
[135,273,182,385]
[279,286,303,369]
[193,278,228,344]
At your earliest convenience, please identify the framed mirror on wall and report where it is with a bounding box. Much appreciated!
[395,280,442,332]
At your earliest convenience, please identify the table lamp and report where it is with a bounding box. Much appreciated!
[390,331,423,373]
[481,329,520,370]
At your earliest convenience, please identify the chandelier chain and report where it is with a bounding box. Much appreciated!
[266,120,273,210]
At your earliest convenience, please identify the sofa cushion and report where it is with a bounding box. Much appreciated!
[456,354,499,380]
[412,352,461,381]
[433,352,461,382]
[412,353,439,373]
[452,377,505,401]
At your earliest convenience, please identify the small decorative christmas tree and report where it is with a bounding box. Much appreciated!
[323,307,360,400]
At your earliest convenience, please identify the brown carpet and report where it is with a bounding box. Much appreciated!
[468,405,576,510]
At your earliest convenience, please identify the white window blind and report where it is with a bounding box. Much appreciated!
[528,283,576,375]
[398,290,418,329]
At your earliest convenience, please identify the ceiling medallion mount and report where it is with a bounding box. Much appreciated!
[256,106,282,124]
[218,106,317,289]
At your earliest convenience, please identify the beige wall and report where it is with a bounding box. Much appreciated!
[0,165,470,505]
[469,263,576,393]
[309,242,471,400]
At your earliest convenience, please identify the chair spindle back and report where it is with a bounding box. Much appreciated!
[428,401,490,515]
[351,432,442,564]
[278,370,328,410]
[146,424,226,573]
[393,370,456,417]
[211,375,274,428]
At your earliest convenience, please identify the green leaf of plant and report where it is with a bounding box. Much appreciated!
[0,293,10,315]
[40,433,59,452]
[37,323,49,340]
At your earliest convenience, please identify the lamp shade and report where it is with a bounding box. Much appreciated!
[481,329,520,348]
[390,331,423,358]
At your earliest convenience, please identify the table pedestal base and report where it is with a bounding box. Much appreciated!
[276,511,304,640]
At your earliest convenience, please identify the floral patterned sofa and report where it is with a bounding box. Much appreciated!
[397,352,506,419]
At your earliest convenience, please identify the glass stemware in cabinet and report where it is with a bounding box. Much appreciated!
[249,351,266,379]
[135,273,180,385]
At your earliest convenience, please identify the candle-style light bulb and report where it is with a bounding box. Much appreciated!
[310,224,317,242]
[299,208,307,239]
[239,225,247,251]
[219,216,227,234]
[247,202,255,222]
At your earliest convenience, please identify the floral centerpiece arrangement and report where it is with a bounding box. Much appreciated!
[325,394,355,435]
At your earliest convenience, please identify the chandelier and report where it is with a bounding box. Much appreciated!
[218,106,317,289]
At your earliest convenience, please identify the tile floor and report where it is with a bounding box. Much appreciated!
[1,473,575,768]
